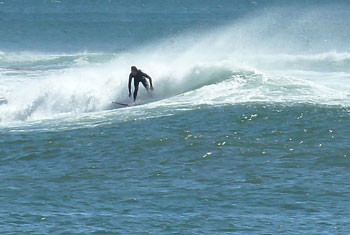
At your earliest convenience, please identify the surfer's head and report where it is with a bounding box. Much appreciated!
[131,66,138,75]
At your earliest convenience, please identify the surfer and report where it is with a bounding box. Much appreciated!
[128,66,154,101]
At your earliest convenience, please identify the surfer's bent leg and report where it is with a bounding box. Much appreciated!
[133,80,140,101]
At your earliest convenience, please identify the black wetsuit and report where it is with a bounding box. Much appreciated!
[128,70,152,101]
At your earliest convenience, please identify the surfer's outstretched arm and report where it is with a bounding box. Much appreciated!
[142,72,153,90]
[128,74,133,97]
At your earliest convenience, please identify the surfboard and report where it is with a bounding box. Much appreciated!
[112,101,130,106]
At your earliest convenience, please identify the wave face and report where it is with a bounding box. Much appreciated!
[1,3,350,123]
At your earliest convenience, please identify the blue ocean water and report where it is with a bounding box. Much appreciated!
[1,0,350,233]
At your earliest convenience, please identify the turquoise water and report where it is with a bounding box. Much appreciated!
[1,0,350,233]
[1,104,350,233]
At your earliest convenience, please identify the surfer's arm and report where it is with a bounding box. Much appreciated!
[142,72,153,89]
[148,77,153,89]
[128,74,132,96]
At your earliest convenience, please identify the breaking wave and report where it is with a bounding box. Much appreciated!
[1,5,350,123]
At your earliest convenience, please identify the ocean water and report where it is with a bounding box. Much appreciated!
[1,0,350,234]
